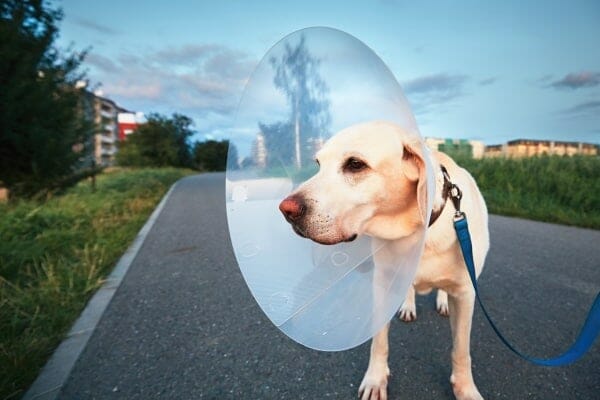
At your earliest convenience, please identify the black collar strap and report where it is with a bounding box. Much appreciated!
[428,165,453,227]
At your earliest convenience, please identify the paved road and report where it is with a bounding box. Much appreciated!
[53,173,600,399]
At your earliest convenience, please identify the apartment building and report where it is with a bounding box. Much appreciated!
[81,91,123,166]
[78,90,148,166]
[484,139,598,158]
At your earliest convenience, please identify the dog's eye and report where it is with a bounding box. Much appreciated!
[343,157,368,173]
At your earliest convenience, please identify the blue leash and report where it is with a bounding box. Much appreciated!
[443,168,600,366]
[455,216,600,366]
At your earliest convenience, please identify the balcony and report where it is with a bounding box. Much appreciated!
[100,135,115,144]
[100,108,115,119]
[100,147,116,156]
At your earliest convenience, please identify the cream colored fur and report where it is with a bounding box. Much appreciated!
[282,121,489,400]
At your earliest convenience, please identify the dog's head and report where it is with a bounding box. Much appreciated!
[279,121,428,245]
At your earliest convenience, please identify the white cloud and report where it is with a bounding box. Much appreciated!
[83,43,257,136]
[401,73,470,115]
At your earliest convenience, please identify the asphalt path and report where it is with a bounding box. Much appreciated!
[53,172,599,399]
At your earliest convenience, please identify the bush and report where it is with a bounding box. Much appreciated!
[456,155,600,229]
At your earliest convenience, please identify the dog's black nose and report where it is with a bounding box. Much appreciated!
[279,195,306,222]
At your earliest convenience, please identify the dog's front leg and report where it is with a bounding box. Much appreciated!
[448,289,483,400]
[358,322,390,400]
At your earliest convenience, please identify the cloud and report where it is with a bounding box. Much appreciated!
[479,77,497,86]
[84,44,256,136]
[561,99,600,115]
[85,53,119,74]
[550,71,600,90]
[73,17,119,35]
[403,73,468,94]
[104,82,163,100]
[535,74,553,85]
[401,73,469,114]
[152,44,222,66]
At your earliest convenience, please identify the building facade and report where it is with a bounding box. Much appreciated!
[251,132,267,168]
[79,90,144,166]
[484,139,598,158]
[81,91,122,166]
[117,112,144,141]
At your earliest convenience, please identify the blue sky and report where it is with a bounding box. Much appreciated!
[56,0,600,145]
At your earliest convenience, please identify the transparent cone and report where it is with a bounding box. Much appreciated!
[226,27,434,351]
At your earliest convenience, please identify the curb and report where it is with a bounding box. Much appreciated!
[23,182,179,400]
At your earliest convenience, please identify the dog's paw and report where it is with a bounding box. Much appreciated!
[358,365,390,400]
[398,301,417,322]
[451,375,484,400]
[453,385,484,400]
[436,290,449,317]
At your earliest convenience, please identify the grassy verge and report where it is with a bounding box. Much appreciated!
[456,155,600,229]
[0,167,194,400]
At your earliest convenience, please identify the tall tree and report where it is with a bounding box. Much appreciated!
[259,35,331,168]
[0,0,91,197]
[116,113,194,168]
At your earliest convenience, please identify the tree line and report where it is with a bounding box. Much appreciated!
[0,0,232,199]
[116,113,235,173]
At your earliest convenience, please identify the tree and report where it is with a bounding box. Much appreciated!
[0,0,91,197]
[259,35,331,168]
[193,139,236,172]
[116,113,194,168]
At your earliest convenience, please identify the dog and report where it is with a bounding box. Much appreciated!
[279,121,489,400]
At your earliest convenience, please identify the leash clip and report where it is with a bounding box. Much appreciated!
[449,183,464,221]
[453,210,466,222]
[440,165,465,221]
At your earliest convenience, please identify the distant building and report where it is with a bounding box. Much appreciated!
[80,91,122,166]
[251,132,267,168]
[425,138,485,159]
[484,139,599,158]
[117,112,145,141]
[78,89,143,166]
[483,144,505,158]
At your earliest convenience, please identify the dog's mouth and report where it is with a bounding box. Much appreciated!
[291,224,357,245]
[345,233,358,242]
[291,224,308,239]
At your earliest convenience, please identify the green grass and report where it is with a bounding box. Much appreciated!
[0,167,194,400]
[455,155,600,229]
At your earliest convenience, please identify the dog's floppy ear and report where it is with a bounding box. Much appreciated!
[402,139,428,226]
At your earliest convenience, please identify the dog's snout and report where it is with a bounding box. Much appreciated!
[279,195,306,222]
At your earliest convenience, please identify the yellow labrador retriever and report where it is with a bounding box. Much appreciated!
[279,121,489,400]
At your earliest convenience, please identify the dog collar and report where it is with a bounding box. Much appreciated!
[428,165,452,227]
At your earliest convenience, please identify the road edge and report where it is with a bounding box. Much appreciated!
[22,182,180,400]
